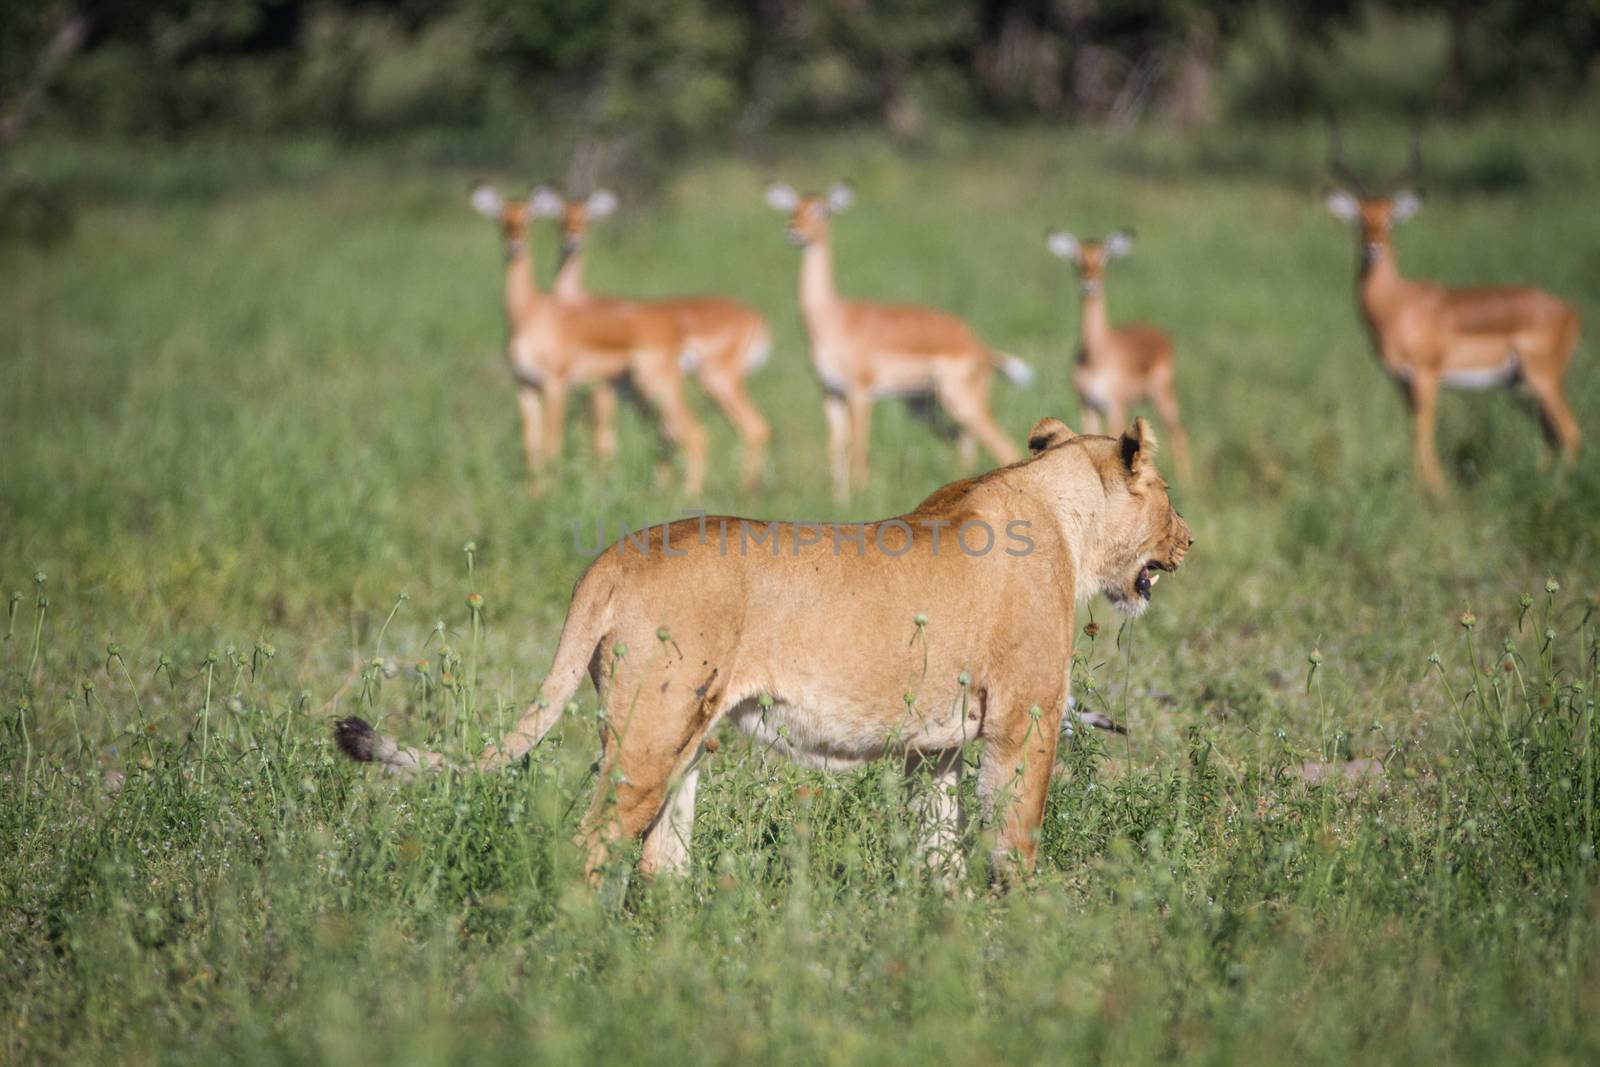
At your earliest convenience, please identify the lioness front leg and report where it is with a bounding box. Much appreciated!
[978,698,1064,882]
[905,748,965,881]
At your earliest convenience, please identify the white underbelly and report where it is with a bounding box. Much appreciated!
[1441,353,1519,390]
[728,694,977,772]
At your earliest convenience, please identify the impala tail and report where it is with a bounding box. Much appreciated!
[993,350,1036,386]
[335,570,615,775]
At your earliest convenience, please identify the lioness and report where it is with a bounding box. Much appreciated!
[335,417,1191,881]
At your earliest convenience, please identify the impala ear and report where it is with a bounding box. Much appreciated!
[826,181,854,213]
[764,182,799,212]
[1119,417,1159,483]
[586,188,618,218]
[469,183,504,219]
[1104,230,1134,259]
[1045,229,1080,262]
[1390,189,1421,222]
[1027,417,1076,454]
[528,185,565,218]
[1326,190,1361,222]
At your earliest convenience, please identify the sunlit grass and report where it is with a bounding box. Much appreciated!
[2,115,1599,1063]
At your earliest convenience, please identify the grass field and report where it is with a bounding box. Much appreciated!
[4,113,1600,1064]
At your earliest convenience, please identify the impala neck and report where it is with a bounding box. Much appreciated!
[554,244,585,300]
[504,241,541,324]
[800,229,841,323]
[1080,289,1113,350]
[1358,244,1404,316]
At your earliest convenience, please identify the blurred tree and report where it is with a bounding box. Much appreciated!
[0,2,90,144]
[2,0,1597,145]
[1389,0,1600,110]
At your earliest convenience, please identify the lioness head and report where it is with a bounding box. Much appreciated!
[1028,416,1192,616]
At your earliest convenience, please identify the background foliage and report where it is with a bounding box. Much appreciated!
[3,1,1598,149]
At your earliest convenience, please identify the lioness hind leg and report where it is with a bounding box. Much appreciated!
[905,748,966,882]
[640,763,702,876]
[578,747,673,886]
[579,652,727,884]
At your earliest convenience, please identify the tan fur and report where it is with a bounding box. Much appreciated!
[471,185,709,494]
[766,182,1026,502]
[335,417,1192,885]
[551,192,773,488]
[1046,231,1193,483]
[1328,191,1582,495]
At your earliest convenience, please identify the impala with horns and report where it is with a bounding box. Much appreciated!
[1326,123,1582,495]
[1045,228,1193,483]
[544,186,773,489]
[765,181,1034,502]
[469,183,709,495]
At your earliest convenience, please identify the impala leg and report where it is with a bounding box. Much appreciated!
[978,694,1064,884]
[699,367,771,490]
[1524,373,1582,462]
[516,386,547,480]
[1408,372,1448,496]
[956,433,978,469]
[637,356,709,496]
[591,380,619,463]
[939,373,1021,466]
[848,389,873,491]
[824,393,851,503]
[1103,401,1128,439]
[1151,375,1193,484]
[1077,398,1104,437]
[539,379,569,470]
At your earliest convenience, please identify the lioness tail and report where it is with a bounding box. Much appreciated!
[334,570,615,774]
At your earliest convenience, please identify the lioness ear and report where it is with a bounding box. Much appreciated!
[1027,417,1075,454]
[1119,417,1159,482]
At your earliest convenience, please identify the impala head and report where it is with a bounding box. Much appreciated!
[1045,230,1135,295]
[1027,416,1193,616]
[765,181,853,247]
[1324,118,1424,269]
[469,182,563,251]
[549,188,619,260]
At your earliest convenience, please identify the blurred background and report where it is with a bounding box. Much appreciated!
[4,0,1599,223]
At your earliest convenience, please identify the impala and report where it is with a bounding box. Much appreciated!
[1326,127,1582,494]
[470,183,709,495]
[544,187,774,489]
[1045,229,1193,483]
[765,181,1033,502]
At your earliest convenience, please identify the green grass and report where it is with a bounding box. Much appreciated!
[3,114,1600,1064]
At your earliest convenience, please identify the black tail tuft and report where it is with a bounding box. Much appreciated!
[334,716,377,762]
[1078,711,1128,735]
